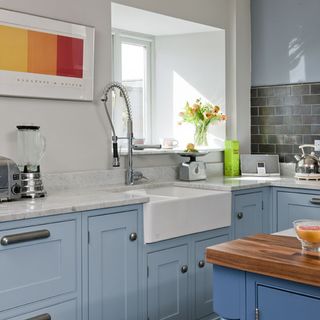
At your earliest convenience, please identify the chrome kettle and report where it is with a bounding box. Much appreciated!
[294,144,320,174]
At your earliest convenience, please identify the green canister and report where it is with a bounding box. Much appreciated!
[224,140,240,176]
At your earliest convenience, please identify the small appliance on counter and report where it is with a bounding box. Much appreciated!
[0,156,21,201]
[224,140,240,176]
[178,152,208,181]
[294,144,320,181]
[17,125,47,198]
[240,154,280,176]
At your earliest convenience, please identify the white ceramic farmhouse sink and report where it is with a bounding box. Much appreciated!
[125,186,231,243]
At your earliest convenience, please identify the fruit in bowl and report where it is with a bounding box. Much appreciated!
[293,220,320,252]
[185,143,198,153]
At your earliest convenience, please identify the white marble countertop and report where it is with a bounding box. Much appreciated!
[1,175,320,223]
[174,176,320,191]
[274,228,296,237]
[0,188,149,222]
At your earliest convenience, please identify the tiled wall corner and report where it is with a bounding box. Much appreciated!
[251,83,320,162]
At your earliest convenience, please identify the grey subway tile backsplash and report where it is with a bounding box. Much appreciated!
[312,105,320,114]
[291,84,310,96]
[258,87,274,97]
[251,82,320,163]
[311,84,320,94]
[302,95,320,105]
[259,107,275,116]
[251,88,258,98]
[251,97,267,106]
[259,144,275,153]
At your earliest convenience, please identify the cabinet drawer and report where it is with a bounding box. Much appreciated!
[7,299,77,320]
[0,220,77,311]
[277,191,320,230]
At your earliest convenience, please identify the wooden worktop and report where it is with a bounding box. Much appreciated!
[206,234,320,287]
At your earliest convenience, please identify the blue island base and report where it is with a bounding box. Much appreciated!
[213,265,320,320]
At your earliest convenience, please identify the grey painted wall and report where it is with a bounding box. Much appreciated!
[252,0,320,86]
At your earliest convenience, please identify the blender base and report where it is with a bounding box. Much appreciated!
[20,172,47,198]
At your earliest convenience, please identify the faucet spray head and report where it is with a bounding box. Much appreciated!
[112,139,120,167]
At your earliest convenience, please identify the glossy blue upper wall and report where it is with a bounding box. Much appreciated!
[251,0,320,86]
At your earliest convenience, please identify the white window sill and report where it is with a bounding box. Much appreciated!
[119,147,224,156]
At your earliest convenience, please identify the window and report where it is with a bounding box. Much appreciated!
[112,30,152,143]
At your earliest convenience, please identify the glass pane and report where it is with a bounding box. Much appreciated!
[121,42,146,141]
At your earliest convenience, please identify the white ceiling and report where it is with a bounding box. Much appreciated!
[111,3,222,36]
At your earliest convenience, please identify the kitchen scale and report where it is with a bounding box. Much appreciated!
[178,151,208,181]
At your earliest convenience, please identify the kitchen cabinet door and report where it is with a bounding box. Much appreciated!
[0,220,77,312]
[277,191,320,231]
[233,191,264,239]
[256,284,320,320]
[147,245,189,320]
[88,210,139,320]
[194,235,229,320]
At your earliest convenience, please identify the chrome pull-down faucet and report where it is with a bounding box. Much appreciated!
[101,82,161,185]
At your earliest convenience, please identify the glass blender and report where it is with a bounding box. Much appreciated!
[17,125,46,198]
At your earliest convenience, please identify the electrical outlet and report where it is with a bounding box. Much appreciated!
[315,140,320,152]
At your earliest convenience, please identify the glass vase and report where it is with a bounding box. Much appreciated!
[194,123,209,147]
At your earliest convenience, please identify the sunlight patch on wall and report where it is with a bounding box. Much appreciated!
[173,71,225,149]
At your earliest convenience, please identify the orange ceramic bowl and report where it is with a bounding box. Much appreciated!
[293,220,320,252]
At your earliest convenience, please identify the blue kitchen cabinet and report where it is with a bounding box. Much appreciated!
[254,282,320,319]
[275,188,320,231]
[232,188,270,239]
[194,235,229,320]
[0,214,82,320]
[146,228,230,320]
[86,207,140,320]
[147,245,189,320]
[213,266,320,320]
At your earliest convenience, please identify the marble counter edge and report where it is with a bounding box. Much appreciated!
[0,196,149,223]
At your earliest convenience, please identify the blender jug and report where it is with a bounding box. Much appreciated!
[17,125,46,173]
[17,125,47,198]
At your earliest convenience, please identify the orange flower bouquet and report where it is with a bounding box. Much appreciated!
[178,98,227,146]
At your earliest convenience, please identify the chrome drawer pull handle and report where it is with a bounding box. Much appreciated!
[310,198,320,205]
[26,313,51,320]
[1,229,50,246]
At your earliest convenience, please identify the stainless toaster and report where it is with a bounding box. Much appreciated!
[0,156,21,201]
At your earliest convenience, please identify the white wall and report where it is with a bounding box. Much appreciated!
[0,0,112,173]
[153,31,226,148]
[0,0,251,174]
[115,0,252,153]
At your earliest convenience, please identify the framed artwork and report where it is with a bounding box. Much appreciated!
[0,9,95,101]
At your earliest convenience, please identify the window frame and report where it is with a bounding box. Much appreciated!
[112,29,154,143]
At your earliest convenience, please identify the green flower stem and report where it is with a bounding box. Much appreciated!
[194,123,209,146]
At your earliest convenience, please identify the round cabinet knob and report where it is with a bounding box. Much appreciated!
[181,265,188,274]
[129,233,137,241]
[237,212,244,219]
[198,260,205,268]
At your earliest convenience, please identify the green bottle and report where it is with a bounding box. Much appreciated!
[224,140,240,176]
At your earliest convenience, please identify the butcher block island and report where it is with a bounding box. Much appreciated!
[206,234,320,320]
